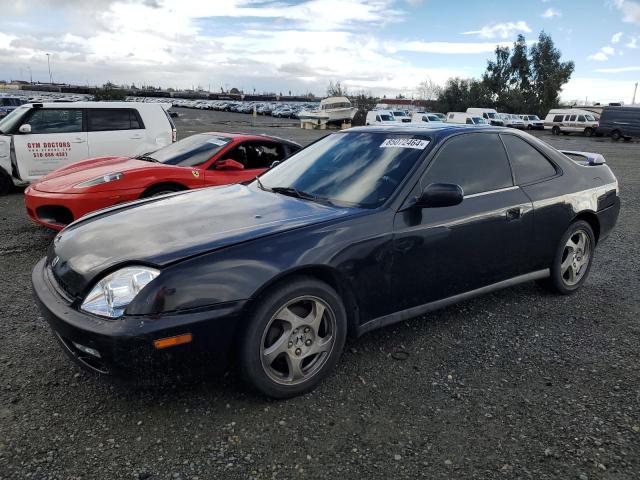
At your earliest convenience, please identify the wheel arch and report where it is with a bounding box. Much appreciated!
[574,210,600,244]
[140,181,188,198]
[245,265,361,338]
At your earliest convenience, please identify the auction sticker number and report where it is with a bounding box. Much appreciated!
[380,138,430,149]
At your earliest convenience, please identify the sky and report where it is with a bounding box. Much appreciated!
[0,0,638,104]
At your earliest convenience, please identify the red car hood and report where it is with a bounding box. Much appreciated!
[32,156,167,193]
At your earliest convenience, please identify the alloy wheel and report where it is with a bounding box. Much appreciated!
[560,230,591,286]
[260,295,336,386]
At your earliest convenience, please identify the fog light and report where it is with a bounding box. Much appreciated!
[72,341,101,358]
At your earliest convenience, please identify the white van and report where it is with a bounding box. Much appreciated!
[446,112,488,125]
[466,108,504,126]
[544,109,599,136]
[411,112,444,123]
[365,110,397,125]
[390,110,412,123]
[0,101,176,193]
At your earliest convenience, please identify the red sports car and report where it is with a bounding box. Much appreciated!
[25,132,301,230]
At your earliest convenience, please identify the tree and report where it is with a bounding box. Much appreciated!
[482,45,511,101]
[94,81,126,101]
[350,91,378,126]
[416,78,442,101]
[327,80,346,97]
[229,87,241,95]
[530,31,574,116]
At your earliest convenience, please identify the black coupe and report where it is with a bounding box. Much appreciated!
[33,125,620,398]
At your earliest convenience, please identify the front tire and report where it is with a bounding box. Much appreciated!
[540,220,596,295]
[611,130,622,141]
[239,277,347,398]
[552,126,560,135]
[584,127,593,137]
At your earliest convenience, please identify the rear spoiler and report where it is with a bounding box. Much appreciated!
[559,150,606,166]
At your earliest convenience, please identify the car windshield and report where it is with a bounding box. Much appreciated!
[486,112,496,118]
[427,115,440,121]
[472,117,486,124]
[145,134,231,166]
[258,132,430,208]
[0,105,30,134]
[530,115,540,120]
[393,111,406,117]
[379,114,393,121]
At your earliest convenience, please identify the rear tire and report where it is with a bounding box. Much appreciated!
[0,169,11,196]
[538,220,595,295]
[239,276,347,399]
[611,130,622,141]
[552,126,560,135]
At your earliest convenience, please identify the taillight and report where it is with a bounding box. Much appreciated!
[172,129,177,142]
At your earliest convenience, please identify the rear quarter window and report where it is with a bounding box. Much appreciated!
[501,135,556,185]
[88,109,144,132]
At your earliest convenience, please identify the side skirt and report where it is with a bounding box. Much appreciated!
[356,269,550,336]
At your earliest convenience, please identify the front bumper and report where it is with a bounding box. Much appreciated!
[24,186,144,230]
[32,257,246,379]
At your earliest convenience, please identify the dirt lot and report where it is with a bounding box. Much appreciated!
[1,109,638,480]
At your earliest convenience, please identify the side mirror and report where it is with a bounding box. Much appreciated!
[215,159,244,171]
[19,124,32,134]
[415,183,464,208]
[270,160,281,169]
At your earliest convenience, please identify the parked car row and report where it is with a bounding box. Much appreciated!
[27,122,620,398]
[126,96,320,120]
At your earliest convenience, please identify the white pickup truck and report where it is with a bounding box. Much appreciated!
[0,101,176,194]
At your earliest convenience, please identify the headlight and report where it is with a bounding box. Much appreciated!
[81,266,160,318]
[74,172,123,189]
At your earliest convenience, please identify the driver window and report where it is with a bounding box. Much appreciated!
[247,142,286,169]
[422,133,513,196]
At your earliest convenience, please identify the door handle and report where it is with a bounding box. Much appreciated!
[70,138,86,143]
[130,134,143,139]
[506,207,522,221]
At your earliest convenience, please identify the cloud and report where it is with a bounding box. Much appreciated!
[611,32,623,43]
[588,45,616,61]
[541,8,561,18]
[562,77,638,104]
[595,65,640,73]
[613,0,640,24]
[461,21,531,39]
[627,36,638,48]
[386,40,512,54]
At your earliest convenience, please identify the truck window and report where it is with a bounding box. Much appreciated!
[578,115,585,122]
[26,109,83,134]
[569,115,577,121]
[553,115,563,122]
[88,109,143,131]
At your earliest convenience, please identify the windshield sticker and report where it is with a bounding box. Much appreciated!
[380,138,430,150]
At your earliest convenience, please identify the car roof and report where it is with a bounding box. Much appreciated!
[347,124,506,139]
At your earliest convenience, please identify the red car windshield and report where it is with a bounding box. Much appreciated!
[144,134,231,167]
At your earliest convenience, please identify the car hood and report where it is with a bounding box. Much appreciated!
[33,156,164,193]
[50,184,356,296]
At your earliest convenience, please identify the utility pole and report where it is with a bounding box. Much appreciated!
[632,82,638,105]
[46,53,53,84]
[27,66,32,84]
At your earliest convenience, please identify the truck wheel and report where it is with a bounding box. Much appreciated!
[552,126,560,135]
[584,127,593,137]
[0,169,12,196]
[611,130,622,141]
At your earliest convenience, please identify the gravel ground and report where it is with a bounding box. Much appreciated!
[1,109,638,480]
